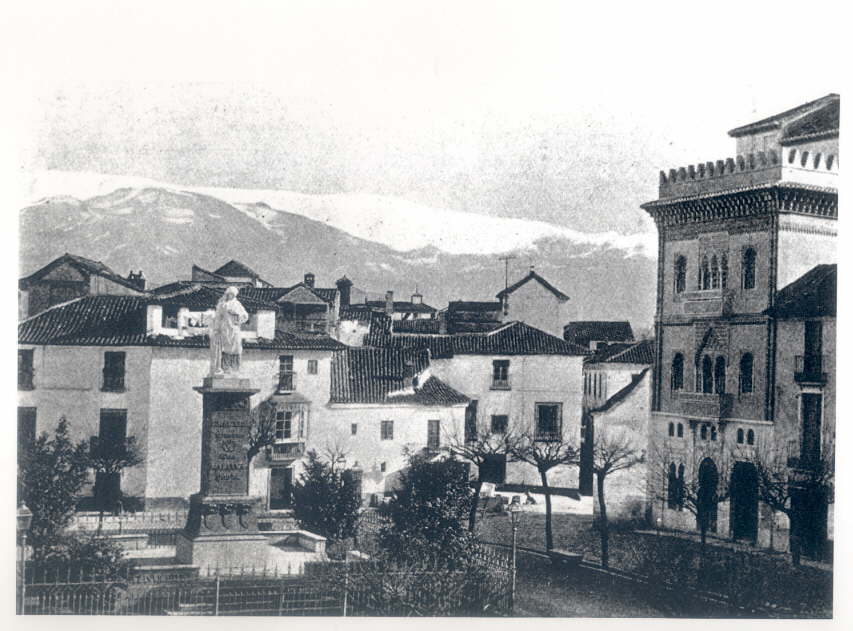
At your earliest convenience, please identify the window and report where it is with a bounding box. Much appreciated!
[714,356,726,394]
[700,255,711,290]
[492,360,510,389]
[275,411,293,440]
[102,351,126,391]
[351,423,358,436]
[534,403,562,442]
[278,355,295,392]
[737,428,744,444]
[674,256,687,294]
[380,462,387,473]
[677,423,684,438]
[307,359,318,375]
[720,254,729,289]
[668,422,675,437]
[18,407,36,456]
[742,248,756,290]
[381,420,394,441]
[99,409,128,449]
[491,415,509,434]
[710,255,720,289]
[427,419,440,451]
[161,304,180,328]
[667,463,678,509]
[739,353,754,394]
[710,426,718,441]
[671,353,684,391]
[747,429,755,446]
[96,409,127,510]
[701,355,713,394]
[700,424,708,440]
[464,400,478,443]
[677,464,685,509]
[269,467,293,510]
[18,349,34,390]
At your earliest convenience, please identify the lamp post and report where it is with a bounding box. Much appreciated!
[17,503,33,615]
[507,497,522,615]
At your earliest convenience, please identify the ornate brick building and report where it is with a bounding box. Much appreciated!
[643,94,837,555]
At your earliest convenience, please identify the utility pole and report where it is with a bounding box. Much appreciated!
[498,256,516,316]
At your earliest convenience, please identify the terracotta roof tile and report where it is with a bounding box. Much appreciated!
[563,321,634,348]
[765,264,836,319]
[586,339,655,365]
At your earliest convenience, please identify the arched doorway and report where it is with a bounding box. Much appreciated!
[730,461,758,542]
[697,458,718,534]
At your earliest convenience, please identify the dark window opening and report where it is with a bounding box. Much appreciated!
[677,423,684,438]
[491,414,509,434]
[714,356,726,394]
[351,423,358,436]
[278,355,295,392]
[671,353,684,391]
[427,419,440,451]
[668,422,675,437]
[747,429,755,446]
[535,403,562,442]
[742,248,756,290]
[739,353,754,394]
[307,359,318,375]
[700,424,708,440]
[269,467,293,510]
[18,349,34,390]
[161,304,180,328]
[381,420,394,441]
[701,355,713,394]
[737,428,744,444]
[102,351,126,391]
[492,360,510,389]
[674,256,687,294]
[464,400,478,443]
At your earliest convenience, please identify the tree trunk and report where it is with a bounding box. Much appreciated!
[596,472,609,568]
[539,469,554,550]
[468,478,484,532]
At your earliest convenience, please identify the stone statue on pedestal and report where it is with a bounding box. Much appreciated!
[209,286,249,377]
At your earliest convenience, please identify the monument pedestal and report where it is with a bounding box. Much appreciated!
[177,377,270,571]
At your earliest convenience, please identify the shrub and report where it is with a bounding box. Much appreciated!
[292,450,361,542]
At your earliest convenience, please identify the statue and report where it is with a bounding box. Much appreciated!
[209,286,249,377]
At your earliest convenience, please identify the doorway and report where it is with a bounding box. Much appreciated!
[730,461,759,542]
[697,458,719,533]
[269,467,293,510]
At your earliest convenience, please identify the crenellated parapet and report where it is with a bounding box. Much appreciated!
[658,148,838,199]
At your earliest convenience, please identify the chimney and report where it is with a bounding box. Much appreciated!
[127,270,146,291]
[411,290,423,305]
[336,276,352,307]
[304,273,315,288]
[385,291,394,315]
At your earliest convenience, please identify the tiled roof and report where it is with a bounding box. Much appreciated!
[365,300,436,314]
[765,264,836,319]
[728,94,839,137]
[152,285,279,313]
[586,339,655,365]
[370,321,588,358]
[329,347,468,405]
[242,284,337,305]
[590,368,650,415]
[191,264,227,282]
[496,270,569,302]
[20,253,146,294]
[19,295,344,350]
[447,301,502,312]
[339,304,377,323]
[392,319,443,334]
[781,99,839,145]
[151,280,248,294]
[563,321,634,348]
[214,259,263,279]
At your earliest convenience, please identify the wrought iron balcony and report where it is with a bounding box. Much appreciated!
[490,378,511,390]
[794,355,828,385]
[672,392,733,419]
[268,441,305,462]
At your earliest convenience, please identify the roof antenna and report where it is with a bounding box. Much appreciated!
[498,255,517,294]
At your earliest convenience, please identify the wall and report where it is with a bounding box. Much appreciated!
[314,404,466,498]
[17,344,153,499]
[583,362,642,411]
[503,281,568,339]
[776,215,837,291]
[431,353,584,488]
[591,371,650,521]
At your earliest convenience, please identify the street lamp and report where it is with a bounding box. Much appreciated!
[17,503,33,615]
[507,497,522,615]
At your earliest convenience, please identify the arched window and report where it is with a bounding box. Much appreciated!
[701,256,711,290]
[671,353,684,391]
[720,254,729,289]
[742,248,756,290]
[710,255,720,289]
[677,464,685,509]
[747,429,755,446]
[710,426,717,441]
[737,428,744,444]
[739,353,754,394]
[667,463,678,509]
[677,423,684,438]
[700,424,708,440]
[702,355,713,393]
[674,256,687,294]
[714,356,726,394]
[668,422,675,437]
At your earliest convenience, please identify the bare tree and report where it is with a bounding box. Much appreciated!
[592,425,645,567]
[247,399,278,464]
[648,442,733,557]
[510,432,579,550]
[751,440,834,565]
[445,415,519,532]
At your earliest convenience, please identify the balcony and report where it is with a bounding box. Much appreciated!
[675,288,733,318]
[279,319,328,335]
[490,378,511,391]
[672,392,733,419]
[268,441,305,462]
[794,355,828,385]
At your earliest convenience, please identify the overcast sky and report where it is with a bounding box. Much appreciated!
[8,1,843,235]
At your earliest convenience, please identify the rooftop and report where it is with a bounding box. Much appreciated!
[586,338,655,365]
[329,347,468,406]
[364,300,437,314]
[765,264,836,319]
[589,367,650,415]
[496,270,569,302]
[727,94,839,138]
[20,253,147,294]
[564,321,634,348]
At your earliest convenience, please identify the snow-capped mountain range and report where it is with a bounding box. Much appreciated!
[19,170,658,328]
